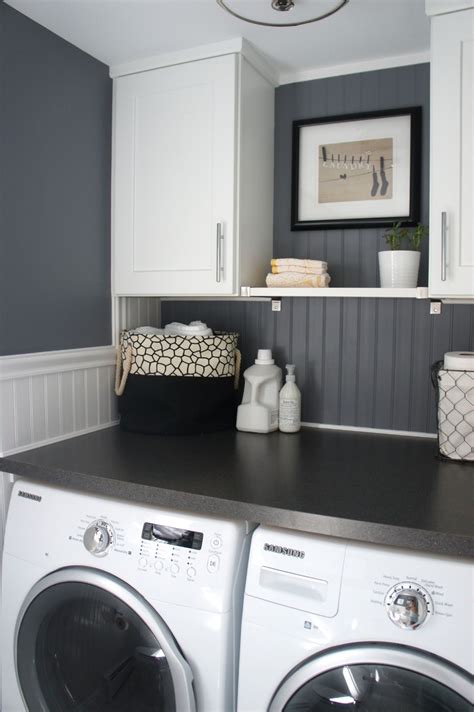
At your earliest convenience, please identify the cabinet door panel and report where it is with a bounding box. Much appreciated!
[113,55,236,296]
[133,84,213,272]
[429,10,474,298]
[460,38,472,269]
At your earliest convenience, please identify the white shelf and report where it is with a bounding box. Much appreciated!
[240,287,430,299]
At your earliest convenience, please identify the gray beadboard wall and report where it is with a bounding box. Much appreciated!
[161,299,474,434]
[0,4,112,356]
[274,63,431,286]
[162,63,474,435]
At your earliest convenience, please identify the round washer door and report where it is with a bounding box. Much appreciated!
[269,645,472,712]
[16,567,196,712]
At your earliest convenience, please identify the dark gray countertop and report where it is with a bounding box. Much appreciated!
[1,426,473,557]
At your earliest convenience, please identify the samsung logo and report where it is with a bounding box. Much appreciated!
[264,543,305,559]
[18,490,42,502]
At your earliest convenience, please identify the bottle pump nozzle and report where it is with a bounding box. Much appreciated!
[285,364,296,382]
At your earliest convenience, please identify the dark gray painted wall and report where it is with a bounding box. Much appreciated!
[163,63,474,434]
[0,4,112,356]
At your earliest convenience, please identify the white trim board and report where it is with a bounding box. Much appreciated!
[240,287,430,299]
[0,345,115,381]
[111,41,429,88]
[302,421,437,439]
[279,51,431,85]
[0,346,118,457]
[425,0,474,16]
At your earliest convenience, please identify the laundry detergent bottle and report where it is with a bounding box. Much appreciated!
[236,350,282,433]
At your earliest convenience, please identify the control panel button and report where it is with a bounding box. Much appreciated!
[210,536,223,550]
[207,554,220,573]
[170,563,180,575]
[154,560,164,572]
[139,557,148,569]
[187,566,196,579]
[385,582,433,630]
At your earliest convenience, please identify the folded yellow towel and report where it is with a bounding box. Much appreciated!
[271,258,328,271]
[266,272,331,288]
[271,265,326,275]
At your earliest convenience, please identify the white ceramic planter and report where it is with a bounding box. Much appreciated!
[378,250,421,288]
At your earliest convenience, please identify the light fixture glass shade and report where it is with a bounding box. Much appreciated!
[216,0,349,27]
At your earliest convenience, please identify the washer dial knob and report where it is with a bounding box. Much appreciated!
[83,520,114,556]
[385,582,433,630]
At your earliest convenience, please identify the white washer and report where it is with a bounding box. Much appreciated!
[238,526,473,711]
[1,480,254,712]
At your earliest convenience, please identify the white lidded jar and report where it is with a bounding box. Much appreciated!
[236,350,282,433]
[279,364,301,433]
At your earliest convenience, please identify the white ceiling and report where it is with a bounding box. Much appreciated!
[6,0,430,81]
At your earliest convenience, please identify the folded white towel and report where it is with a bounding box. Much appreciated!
[164,321,213,337]
[131,326,165,335]
[271,265,326,275]
[271,258,328,271]
[266,272,331,288]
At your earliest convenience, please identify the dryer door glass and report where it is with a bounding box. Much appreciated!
[282,663,472,711]
[17,581,179,712]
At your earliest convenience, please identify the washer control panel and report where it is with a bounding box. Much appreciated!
[76,513,226,582]
[384,581,433,630]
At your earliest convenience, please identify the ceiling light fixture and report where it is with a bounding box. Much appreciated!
[216,0,350,28]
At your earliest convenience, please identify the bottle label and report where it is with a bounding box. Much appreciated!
[280,400,300,426]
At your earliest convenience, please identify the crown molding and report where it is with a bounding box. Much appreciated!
[110,37,279,86]
[279,51,431,85]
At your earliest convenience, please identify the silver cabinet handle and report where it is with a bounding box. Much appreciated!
[216,223,224,283]
[441,211,447,282]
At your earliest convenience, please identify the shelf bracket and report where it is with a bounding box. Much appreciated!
[430,301,442,315]
[271,299,282,312]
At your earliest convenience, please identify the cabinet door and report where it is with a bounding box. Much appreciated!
[113,55,236,296]
[429,10,473,298]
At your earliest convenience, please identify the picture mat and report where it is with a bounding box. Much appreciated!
[298,115,411,221]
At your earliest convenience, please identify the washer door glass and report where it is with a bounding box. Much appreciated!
[17,581,178,712]
[283,663,472,711]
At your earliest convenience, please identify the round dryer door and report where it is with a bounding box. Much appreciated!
[269,645,472,712]
[16,568,195,712]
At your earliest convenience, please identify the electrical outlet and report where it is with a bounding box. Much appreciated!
[430,301,442,315]
[271,299,282,312]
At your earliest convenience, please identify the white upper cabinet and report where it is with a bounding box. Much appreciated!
[112,48,275,296]
[428,7,474,299]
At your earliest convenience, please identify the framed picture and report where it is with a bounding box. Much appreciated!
[291,107,421,230]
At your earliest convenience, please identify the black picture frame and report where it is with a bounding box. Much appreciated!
[291,107,421,231]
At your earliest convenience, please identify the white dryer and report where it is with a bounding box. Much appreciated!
[238,526,473,712]
[1,480,254,712]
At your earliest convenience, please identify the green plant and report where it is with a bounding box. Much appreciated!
[383,222,407,250]
[383,222,428,250]
[409,223,428,250]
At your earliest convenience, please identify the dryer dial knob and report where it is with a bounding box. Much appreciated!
[385,582,433,630]
[83,520,114,556]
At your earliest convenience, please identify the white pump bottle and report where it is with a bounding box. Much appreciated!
[279,364,301,433]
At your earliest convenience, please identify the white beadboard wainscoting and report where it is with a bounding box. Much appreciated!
[0,345,118,457]
[0,297,162,458]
